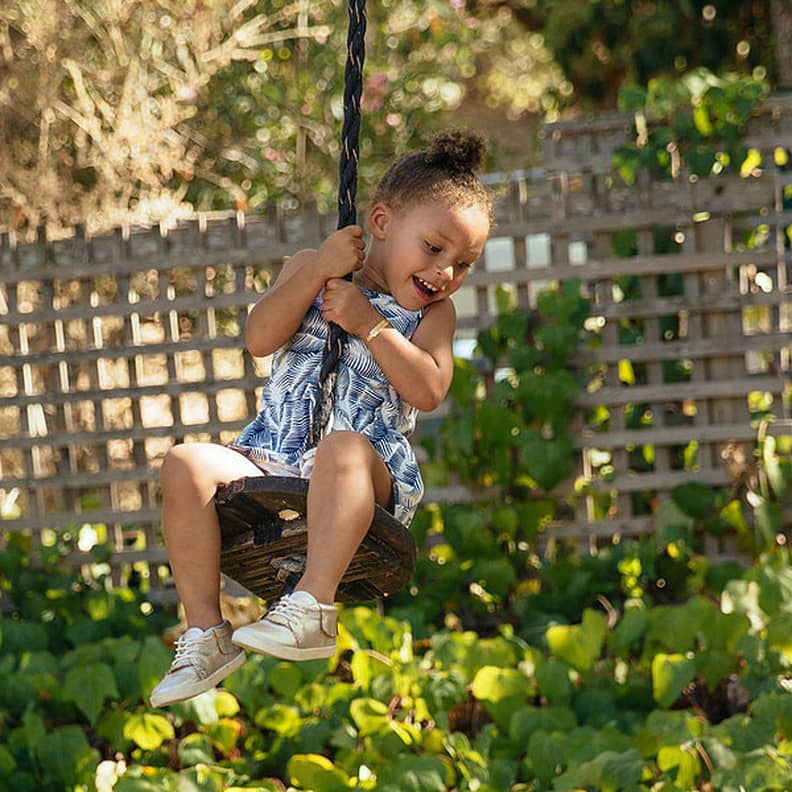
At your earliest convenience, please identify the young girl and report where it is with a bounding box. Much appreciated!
[150,128,493,708]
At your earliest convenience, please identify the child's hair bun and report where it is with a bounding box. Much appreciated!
[426,128,486,175]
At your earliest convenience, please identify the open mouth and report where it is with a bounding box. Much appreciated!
[413,276,440,300]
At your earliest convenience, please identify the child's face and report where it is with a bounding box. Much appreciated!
[367,198,490,311]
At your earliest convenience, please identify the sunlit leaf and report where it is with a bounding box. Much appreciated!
[651,653,696,707]
[123,712,175,751]
[546,609,606,672]
[287,753,351,792]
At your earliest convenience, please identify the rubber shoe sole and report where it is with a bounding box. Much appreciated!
[232,625,336,661]
[149,649,246,708]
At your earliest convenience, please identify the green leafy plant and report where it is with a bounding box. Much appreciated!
[2,515,792,791]
[613,68,769,184]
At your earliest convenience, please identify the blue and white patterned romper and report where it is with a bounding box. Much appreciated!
[232,288,424,526]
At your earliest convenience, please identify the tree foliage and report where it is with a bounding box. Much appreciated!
[521,0,775,109]
[0,0,565,235]
[0,0,293,232]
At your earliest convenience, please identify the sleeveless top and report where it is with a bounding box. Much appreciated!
[233,288,425,525]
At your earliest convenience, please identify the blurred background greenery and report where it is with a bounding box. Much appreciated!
[0,0,780,236]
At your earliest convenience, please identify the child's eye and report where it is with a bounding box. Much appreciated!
[456,260,472,270]
[424,241,442,254]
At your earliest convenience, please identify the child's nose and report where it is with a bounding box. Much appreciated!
[436,261,454,281]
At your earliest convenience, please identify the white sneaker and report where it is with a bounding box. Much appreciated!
[232,591,337,661]
[150,620,245,708]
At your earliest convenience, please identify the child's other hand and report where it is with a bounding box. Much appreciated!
[321,279,379,336]
[316,226,366,279]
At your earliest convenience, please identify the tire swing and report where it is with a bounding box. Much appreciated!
[214,0,416,604]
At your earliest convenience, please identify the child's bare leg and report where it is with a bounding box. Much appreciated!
[159,443,265,629]
[231,431,392,661]
[295,430,393,604]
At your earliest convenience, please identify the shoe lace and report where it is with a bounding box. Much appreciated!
[170,632,204,672]
[265,595,306,629]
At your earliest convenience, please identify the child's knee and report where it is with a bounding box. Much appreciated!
[313,432,392,504]
[315,431,372,469]
[317,430,367,455]
[160,444,202,495]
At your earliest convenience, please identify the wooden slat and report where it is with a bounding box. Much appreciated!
[2,287,258,325]
[591,289,789,320]
[464,248,777,285]
[0,377,261,410]
[575,422,758,450]
[584,332,790,364]
[8,507,163,533]
[547,516,654,540]
[0,333,247,367]
[605,468,731,492]
[577,375,787,406]
[0,419,249,452]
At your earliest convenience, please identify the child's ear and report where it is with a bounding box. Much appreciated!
[368,203,390,240]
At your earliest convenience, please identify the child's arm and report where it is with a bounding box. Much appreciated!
[246,226,365,357]
[321,279,457,411]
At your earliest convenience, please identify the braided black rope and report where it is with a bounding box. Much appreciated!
[308,0,366,448]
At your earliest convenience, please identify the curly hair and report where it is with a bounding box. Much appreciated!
[372,128,493,223]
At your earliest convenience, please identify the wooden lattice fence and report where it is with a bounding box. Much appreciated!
[1,101,790,599]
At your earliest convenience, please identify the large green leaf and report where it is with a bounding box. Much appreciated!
[643,603,699,656]
[516,369,579,428]
[535,658,573,705]
[0,620,49,654]
[115,767,180,792]
[526,730,566,786]
[349,697,389,736]
[254,703,302,738]
[0,744,16,778]
[672,481,715,519]
[287,753,351,792]
[38,726,101,789]
[751,692,792,743]
[137,635,175,698]
[651,653,696,707]
[123,712,175,751]
[204,718,243,755]
[96,708,132,752]
[518,429,574,491]
[552,748,643,791]
[471,666,533,730]
[62,661,119,725]
[509,706,577,745]
[688,597,750,652]
[269,661,304,699]
[608,607,648,656]
[178,733,216,767]
[696,648,737,692]
[222,656,277,714]
[545,609,606,672]
[376,756,448,792]
[767,614,792,663]
[657,744,701,789]
[470,558,517,600]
